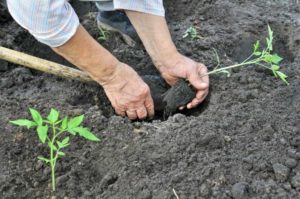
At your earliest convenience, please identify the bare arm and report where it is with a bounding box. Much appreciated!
[52,25,118,85]
[126,12,209,109]
[52,25,154,119]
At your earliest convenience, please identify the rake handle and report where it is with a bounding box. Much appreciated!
[0,46,94,83]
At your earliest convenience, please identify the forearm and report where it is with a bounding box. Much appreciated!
[125,11,179,69]
[52,25,119,85]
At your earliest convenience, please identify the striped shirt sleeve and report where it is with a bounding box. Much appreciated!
[114,0,165,16]
[7,0,80,47]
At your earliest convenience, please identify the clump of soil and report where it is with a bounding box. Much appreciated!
[143,75,195,116]
[0,0,300,198]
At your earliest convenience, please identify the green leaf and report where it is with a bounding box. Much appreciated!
[263,54,283,64]
[57,151,65,156]
[267,25,273,51]
[254,51,262,56]
[56,137,70,148]
[47,108,59,123]
[57,141,63,148]
[270,54,283,64]
[29,108,43,126]
[48,141,57,151]
[253,40,260,52]
[37,125,48,143]
[271,65,280,71]
[276,71,289,85]
[268,25,273,40]
[61,116,68,130]
[73,127,100,142]
[68,115,84,130]
[61,136,70,146]
[37,156,50,164]
[10,119,36,129]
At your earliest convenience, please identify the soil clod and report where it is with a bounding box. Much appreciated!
[142,75,195,115]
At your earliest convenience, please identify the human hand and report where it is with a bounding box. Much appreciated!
[156,53,209,109]
[100,62,154,120]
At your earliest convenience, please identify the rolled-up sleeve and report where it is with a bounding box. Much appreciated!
[114,0,165,16]
[7,0,80,47]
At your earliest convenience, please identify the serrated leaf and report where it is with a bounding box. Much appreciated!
[10,119,36,129]
[57,137,70,149]
[48,141,57,151]
[271,65,280,71]
[29,108,43,126]
[270,54,283,64]
[73,127,100,142]
[37,125,48,143]
[37,156,50,163]
[57,151,65,156]
[276,71,289,85]
[47,108,59,123]
[263,54,283,64]
[61,137,70,146]
[56,141,63,148]
[61,116,68,130]
[253,40,260,52]
[68,115,84,130]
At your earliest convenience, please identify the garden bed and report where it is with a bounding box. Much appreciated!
[0,0,300,198]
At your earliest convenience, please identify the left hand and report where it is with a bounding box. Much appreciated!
[156,53,209,109]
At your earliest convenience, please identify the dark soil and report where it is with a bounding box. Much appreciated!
[1,0,300,198]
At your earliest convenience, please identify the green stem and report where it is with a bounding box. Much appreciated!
[242,53,254,63]
[206,60,258,76]
[50,124,56,192]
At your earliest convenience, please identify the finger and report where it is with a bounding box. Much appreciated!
[196,88,209,99]
[126,110,138,120]
[179,106,185,110]
[198,63,209,85]
[115,109,126,117]
[187,91,208,109]
[188,64,209,90]
[136,107,148,120]
[144,94,155,119]
[187,98,202,109]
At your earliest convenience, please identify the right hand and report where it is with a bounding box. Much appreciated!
[100,62,154,120]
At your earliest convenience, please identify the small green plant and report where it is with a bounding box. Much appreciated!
[98,26,109,42]
[206,25,289,85]
[183,26,202,40]
[10,108,100,192]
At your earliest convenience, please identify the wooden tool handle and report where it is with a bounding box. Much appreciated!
[0,46,94,83]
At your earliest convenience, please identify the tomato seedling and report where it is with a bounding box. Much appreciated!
[10,108,100,192]
[183,26,202,40]
[207,25,289,85]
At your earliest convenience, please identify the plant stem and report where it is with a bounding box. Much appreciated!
[205,60,257,76]
[50,124,56,192]
[200,57,273,78]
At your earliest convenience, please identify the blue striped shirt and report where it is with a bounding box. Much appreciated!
[7,0,164,47]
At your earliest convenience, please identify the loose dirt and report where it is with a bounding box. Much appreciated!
[0,0,300,198]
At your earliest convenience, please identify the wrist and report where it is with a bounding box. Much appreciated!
[153,50,181,72]
[88,59,121,86]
